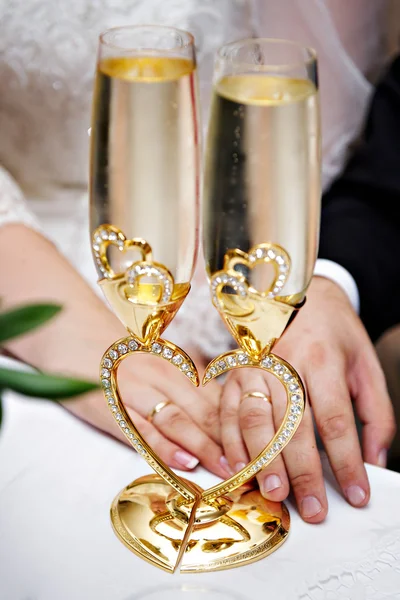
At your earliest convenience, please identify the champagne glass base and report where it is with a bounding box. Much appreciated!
[110,474,290,573]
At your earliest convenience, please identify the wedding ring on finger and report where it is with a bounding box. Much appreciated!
[240,391,272,404]
[147,400,172,423]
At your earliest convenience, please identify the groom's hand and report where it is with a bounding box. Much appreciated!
[219,276,396,522]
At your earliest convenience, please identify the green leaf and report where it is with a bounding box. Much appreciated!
[0,367,98,399]
[0,303,62,343]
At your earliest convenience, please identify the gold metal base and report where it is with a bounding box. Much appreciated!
[111,474,290,573]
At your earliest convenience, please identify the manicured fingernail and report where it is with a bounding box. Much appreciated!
[378,449,387,468]
[220,455,234,475]
[301,495,322,518]
[262,474,282,494]
[235,462,247,473]
[346,485,366,506]
[174,451,199,470]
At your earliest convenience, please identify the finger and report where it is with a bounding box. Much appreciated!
[351,350,396,468]
[238,370,289,502]
[152,402,227,476]
[135,390,229,479]
[274,386,328,523]
[147,362,222,443]
[66,390,190,471]
[310,362,370,508]
[220,375,249,474]
[116,408,200,472]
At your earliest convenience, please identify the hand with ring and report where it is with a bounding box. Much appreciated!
[111,345,230,478]
[219,277,396,523]
[220,367,286,500]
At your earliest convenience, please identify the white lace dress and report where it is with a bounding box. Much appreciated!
[0,0,391,357]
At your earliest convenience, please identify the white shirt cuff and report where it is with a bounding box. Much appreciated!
[314,259,360,313]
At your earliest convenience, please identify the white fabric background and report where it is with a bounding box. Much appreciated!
[1,387,400,599]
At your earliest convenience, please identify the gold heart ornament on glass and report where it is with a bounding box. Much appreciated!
[208,242,294,360]
[89,30,320,574]
[93,225,191,346]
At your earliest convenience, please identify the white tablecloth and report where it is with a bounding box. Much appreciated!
[1,390,400,600]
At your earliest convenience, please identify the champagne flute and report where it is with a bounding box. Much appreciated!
[202,37,320,368]
[90,25,199,316]
[194,38,320,561]
[203,38,320,307]
[89,25,201,573]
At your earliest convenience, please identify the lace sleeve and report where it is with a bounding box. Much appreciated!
[0,165,41,231]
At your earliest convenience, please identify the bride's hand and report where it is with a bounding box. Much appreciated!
[66,348,228,476]
[1,225,229,478]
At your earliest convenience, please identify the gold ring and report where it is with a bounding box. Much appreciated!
[240,391,272,404]
[147,400,171,423]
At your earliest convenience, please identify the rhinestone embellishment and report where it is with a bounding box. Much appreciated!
[99,334,200,502]
[126,263,174,303]
[210,242,291,307]
[201,349,305,501]
[92,225,174,304]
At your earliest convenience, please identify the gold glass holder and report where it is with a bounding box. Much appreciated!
[93,226,305,573]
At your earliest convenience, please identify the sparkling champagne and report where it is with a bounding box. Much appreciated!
[90,56,199,283]
[203,74,320,303]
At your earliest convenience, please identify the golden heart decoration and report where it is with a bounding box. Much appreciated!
[92,224,153,280]
[208,243,294,359]
[92,225,192,343]
[210,242,291,313]
[100,336,305,514]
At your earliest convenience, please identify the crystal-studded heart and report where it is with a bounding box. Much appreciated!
[92,226,184,341]
[210,242,291,312]
[100,336,305,571]
[92,224,153,280]
[200,349,305,504]
[209,243,293,358]
[101,340,304,499]
[126,261,174,304]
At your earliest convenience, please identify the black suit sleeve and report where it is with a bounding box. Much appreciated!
[319,55,400,342]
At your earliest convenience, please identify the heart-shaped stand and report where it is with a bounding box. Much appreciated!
[93,227,305,573]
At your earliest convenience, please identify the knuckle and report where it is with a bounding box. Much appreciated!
[333,461,359,482]
[319,413,349,442]
[240,407,269,432]
[384,416,397,440]
[290,470,317,491]
[374,417,397,445]
[163,405,188,428]
[307,341,328,369]
[221,405,240,421]
[375,364,387,386]
[203,407,219,429]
